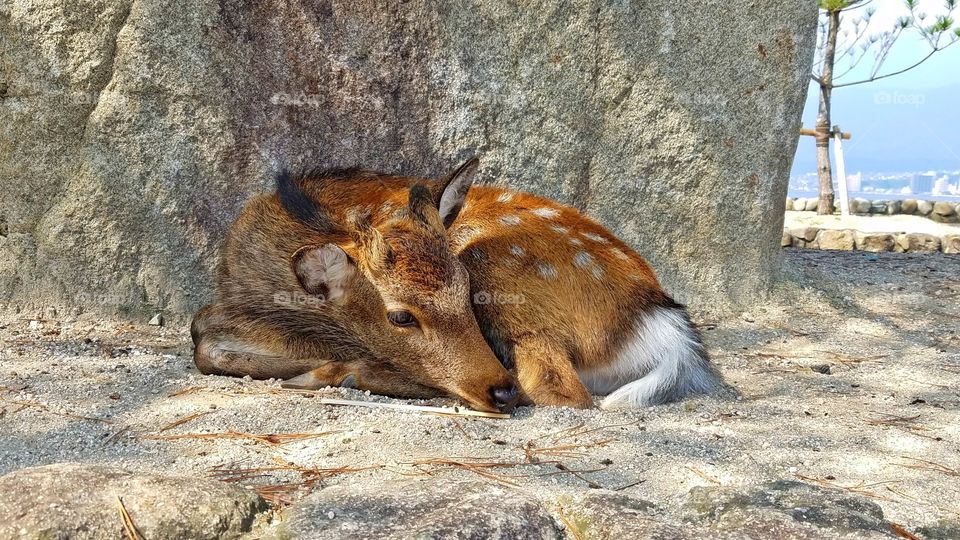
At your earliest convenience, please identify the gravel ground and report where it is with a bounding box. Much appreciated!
[1,249,958,532]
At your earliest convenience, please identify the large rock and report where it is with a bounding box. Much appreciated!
[850,198,871,214]
[782,229,793,247]
[930,212,958,224]
[896,233,941,253]
[0,1,818,318]
[272,480,562,539]
[900,199,918,214]
[0,463,267,539]
[790,226,819,243]
[944,235,960,254]
[916,200,935,215]
[816,229,855,251]
[855,232,896,253]
[683,480,897,538]
[933,201,957,217]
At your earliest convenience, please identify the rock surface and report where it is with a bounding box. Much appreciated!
[683,480,896,539]
[270,479,907,540]
[933,201,957,217]
[855,232,896,253]
[896,233,941,253]
[850,198,871,214]
[944,235,960,254]
[271,480,563,540]
[0,1,817,318]
[0,463,268,540]
[815,229,855,251]
[790,226,819,243]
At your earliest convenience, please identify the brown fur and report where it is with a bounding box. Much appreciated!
[193,161,684,410]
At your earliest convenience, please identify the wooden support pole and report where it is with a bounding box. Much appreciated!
[832,125,849,216]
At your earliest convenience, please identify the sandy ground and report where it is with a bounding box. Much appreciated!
[785,210,960,236]
[1,249,958,532]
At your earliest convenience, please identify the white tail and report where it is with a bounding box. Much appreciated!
[579,307,718,409]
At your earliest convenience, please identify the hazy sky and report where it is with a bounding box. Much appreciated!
[792,0,960,175]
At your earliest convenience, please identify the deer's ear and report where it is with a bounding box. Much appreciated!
[434,157,479,228]
[292,244,357,302]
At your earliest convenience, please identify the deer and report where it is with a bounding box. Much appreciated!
[191,158,720,413]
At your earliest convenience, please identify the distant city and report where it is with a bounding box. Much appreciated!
[788,170,960,202]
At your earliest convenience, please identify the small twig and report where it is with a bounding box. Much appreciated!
[315,397,511,419]
[116,496,142,540]
[159,411,214,432]
[612,478,646,491]
[795,474,896,501]
[211,462,380,507]
[897,456,960,478]
[902,377,951,389]
[556,507,585,540]
[890,522,921,540]
[103,426,131,446]
[523,439,614,462]
[865,414,923,427]
[685,466,721,485]
[143,430,342,446]
[550,422,638,443]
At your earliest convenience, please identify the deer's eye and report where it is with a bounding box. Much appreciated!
[387,310,419,328]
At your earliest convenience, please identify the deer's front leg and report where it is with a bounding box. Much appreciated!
[512,335,594,409]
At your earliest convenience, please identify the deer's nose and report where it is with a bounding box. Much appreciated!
[490,383,519,412]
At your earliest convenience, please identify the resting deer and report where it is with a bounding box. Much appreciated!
[191,158,719,412]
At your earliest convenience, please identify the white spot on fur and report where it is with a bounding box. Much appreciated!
[499,215,521,226]
[573,250,603,279]
[532,207,560,219]
[550,225,569,235]
[578,308,717,408]
[510,245,525,257]
[573,251,593,268]
[610,247,631,260]
[569,237,583,246]
[497,192,514,203]
[536,262,557,279]
[583,232,609,244]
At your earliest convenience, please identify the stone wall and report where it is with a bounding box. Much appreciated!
[787,197,960,223]
[0,1,817,319]
[782,227,960,254]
